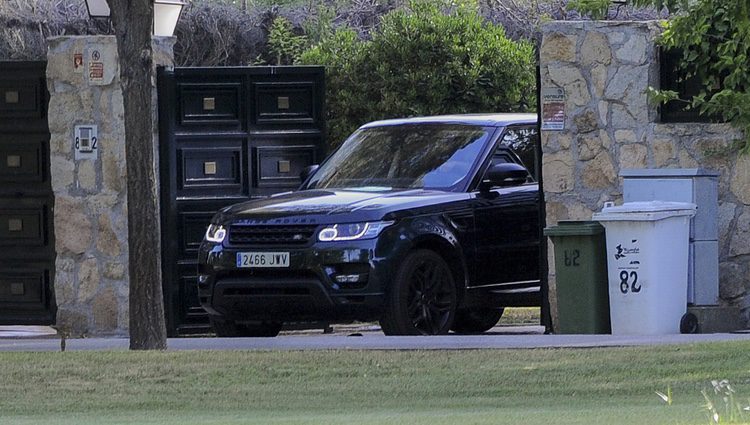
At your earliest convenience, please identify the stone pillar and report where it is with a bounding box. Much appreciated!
[46,36,174,336]
[540,21,749,329]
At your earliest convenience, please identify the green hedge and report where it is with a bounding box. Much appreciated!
[300,1,536,149]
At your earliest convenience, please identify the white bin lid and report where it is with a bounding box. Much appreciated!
[592,201,697,222]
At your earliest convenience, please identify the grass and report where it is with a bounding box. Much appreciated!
[1,342,750,424]
[500,307,541,325]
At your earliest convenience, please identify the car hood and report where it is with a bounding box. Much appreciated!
[215,188,471,225]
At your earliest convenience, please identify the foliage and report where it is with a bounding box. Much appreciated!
[0,0,659,64]
[266,16,307,65]
[702,380,747,424]
[0,0,399,64]
[300,3,337,45]
[658,379,750,424]
[174,1,264,66]
[655,385,673,406]
[635,0,750,152]
[564,0,610,19]
[645,86,679,106]
[561,0,665,21]
[299,29,371,146]
[300,0,536,148]
[0,0,100,61]
[631,0,689,13]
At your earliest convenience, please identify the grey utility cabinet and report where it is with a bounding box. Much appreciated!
[620,168,719,306]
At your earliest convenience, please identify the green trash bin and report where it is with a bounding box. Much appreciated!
[544,221,611,334]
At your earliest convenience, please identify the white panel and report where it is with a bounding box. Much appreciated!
[693,241,719,305]
[693,176,719,240]
[623,178,694,237]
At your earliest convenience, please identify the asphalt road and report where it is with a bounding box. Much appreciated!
[1,325,750,352]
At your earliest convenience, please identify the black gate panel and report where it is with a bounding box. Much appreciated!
[159,66,325,335]
[0,62,55,325]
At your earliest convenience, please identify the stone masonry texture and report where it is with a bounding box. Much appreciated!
[46,36,174,336]
[541,21,749,329]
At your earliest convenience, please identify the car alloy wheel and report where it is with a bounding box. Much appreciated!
[381,249,457,335]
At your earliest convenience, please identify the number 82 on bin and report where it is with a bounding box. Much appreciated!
[619,270,640,294]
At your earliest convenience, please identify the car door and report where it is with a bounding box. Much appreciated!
[471,126,540,292]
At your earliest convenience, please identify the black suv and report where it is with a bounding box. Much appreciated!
[198,114,541,336]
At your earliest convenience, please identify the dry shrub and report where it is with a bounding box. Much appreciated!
[174,2,265,66]
[0,0,662,63]
[481,0,663,42]
[0,0,97,60]
[0,0,403,65]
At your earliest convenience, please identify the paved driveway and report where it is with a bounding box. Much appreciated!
[1,325,749,352]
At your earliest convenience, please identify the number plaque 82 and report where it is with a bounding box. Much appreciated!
[619,270,640,294]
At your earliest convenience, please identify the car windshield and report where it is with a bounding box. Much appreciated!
[304,124,493,191]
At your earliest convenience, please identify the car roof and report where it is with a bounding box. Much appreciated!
[359,113,538,129]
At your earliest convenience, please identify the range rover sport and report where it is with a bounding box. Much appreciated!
[197,114,541,336]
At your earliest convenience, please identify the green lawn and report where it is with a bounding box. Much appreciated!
[2,342,750,424]
[500,307,541,325]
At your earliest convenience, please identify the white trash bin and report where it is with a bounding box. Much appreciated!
[592,201,697,335]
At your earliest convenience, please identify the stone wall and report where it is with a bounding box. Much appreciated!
[540,21,750,326]
[46,36,174,336]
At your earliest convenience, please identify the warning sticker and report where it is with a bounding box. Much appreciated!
[541,87,565,131]
[88,50,104,83]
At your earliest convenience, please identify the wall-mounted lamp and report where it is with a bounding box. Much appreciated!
[84,0,111,19]
[84,0,186,36]
[153,0,187,37]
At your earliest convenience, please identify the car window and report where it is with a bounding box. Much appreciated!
[304,124,493,191]
[499,125,538,181]
[490,151,516,166]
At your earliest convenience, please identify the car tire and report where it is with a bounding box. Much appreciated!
[210,316,283,337]
[380,249,457,336]
[451,308,504,334]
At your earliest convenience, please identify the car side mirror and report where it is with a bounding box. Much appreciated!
[479,163,529,193]
[300,164,319,183]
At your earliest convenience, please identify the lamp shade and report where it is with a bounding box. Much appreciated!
[153,0,186,37]
[85,0,111,18]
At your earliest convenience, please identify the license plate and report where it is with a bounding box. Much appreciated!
[236,252,290,268]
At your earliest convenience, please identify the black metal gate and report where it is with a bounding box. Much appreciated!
[158,66,325,335]
[0,62,56,325]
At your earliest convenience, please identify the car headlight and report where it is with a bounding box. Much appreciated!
[318,221,394,242]
[204,224,227,243]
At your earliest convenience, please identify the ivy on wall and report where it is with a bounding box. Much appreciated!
[655,0,750,152]
[564,0,750,152]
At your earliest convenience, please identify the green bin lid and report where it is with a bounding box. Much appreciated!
[543,220,605,236]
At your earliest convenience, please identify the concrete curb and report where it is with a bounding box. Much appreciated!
[0,326,58,339]
[2,325,750,352]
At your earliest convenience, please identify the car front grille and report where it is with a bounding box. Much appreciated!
[228,224,319,246]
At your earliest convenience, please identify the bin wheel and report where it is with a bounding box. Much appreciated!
[680,313,699,334]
